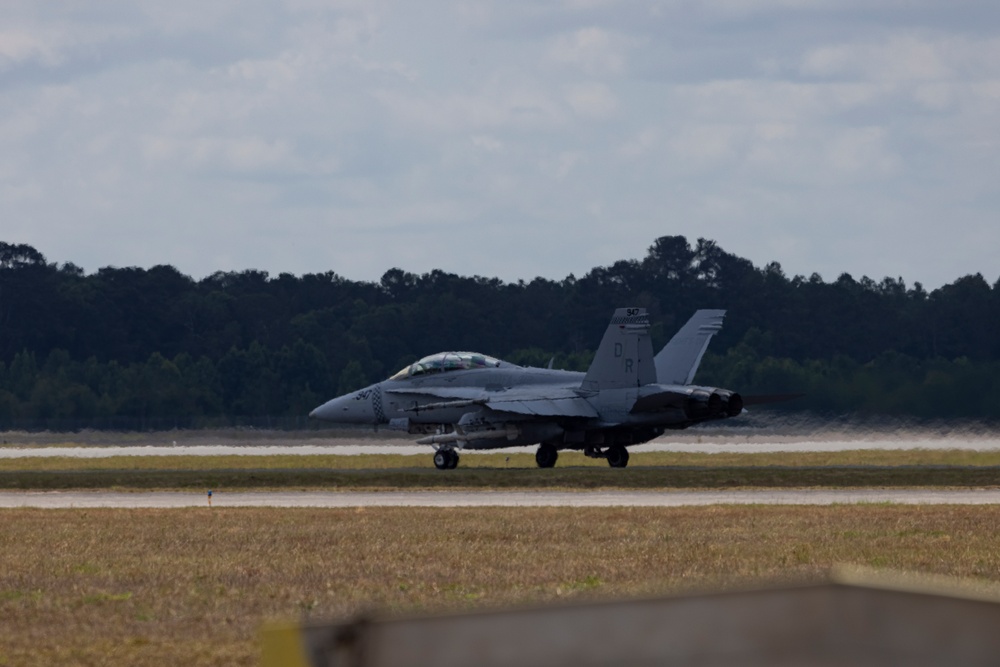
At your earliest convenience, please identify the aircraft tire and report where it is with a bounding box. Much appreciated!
[433,450,450,470]
[607,446,629,468]
[447,450,460,469]
[536,444,558,469]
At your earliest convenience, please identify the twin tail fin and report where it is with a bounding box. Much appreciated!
[581,307,657,391]
[654,309,726,385]
[582,308,727,392]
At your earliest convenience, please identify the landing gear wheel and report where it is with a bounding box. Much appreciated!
[536,444,558,469]
[433,450,448,470]
[607,446,629,468]
[434,449,460,470]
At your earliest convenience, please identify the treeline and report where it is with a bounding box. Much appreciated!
[1,236,998,429]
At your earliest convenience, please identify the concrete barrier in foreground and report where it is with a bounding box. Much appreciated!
[262,567,1000,666]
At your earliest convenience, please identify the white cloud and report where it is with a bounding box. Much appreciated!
[471,135,504,152]
[667,124,741,167]
[702,0,843,19]
[826,126,899,177]
[618,127,660,159]
[563,81,618,118]
[801,35,951,81]
[0,30,63,68]
[547,27,627,76]
[673,80,882,124]
[911,82,954,110]
[552,150,587,179]
[372,81,568,133]
[351,55,418,82]
[142,135,296,172]
[801,34,1000,84]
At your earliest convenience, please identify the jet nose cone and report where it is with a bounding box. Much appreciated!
[309,387,379,424]
[309,396,348,422]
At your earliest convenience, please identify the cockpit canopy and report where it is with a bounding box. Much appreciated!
[389,351,502,381]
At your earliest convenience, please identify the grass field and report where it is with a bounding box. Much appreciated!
[3,450,1000,489]
[3,505,1000,666]
[4,444,1000,665]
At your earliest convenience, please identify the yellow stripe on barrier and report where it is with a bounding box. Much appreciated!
[261,622,310,667]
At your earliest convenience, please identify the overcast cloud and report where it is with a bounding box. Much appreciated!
[2,1,999,288]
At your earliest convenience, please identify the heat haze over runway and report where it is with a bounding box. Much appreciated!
[4,489,1000,509]
[4,434,1000,458]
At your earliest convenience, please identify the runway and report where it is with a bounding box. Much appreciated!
[3,488,1000,508]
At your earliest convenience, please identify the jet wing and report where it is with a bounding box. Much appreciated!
[489,394,598,418]
[386,386,598,418]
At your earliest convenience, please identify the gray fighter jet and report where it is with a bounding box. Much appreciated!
[310,308,759,469]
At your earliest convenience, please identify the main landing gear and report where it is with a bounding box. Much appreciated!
[535,444,629,468]
[535,444,558,468]
[433,448,459,470]
[606,445,629,468]
[584,445,631,468]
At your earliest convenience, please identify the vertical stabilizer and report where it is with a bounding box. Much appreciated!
[654,310,726,385]
[581,308,657,392]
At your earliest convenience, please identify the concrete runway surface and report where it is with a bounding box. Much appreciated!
[3,489,1000,508]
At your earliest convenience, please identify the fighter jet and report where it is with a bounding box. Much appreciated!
[310,308,762,469]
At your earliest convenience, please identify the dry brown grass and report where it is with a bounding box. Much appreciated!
[4,505,1000,665]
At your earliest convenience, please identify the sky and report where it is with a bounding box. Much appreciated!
[2,1,999,289]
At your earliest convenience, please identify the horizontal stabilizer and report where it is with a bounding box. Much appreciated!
[655,310,726,385]
[629,388,690,413]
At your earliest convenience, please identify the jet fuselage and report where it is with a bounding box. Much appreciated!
[310,309,745,469]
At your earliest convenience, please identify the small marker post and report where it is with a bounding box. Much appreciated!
[207,490,213,507]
